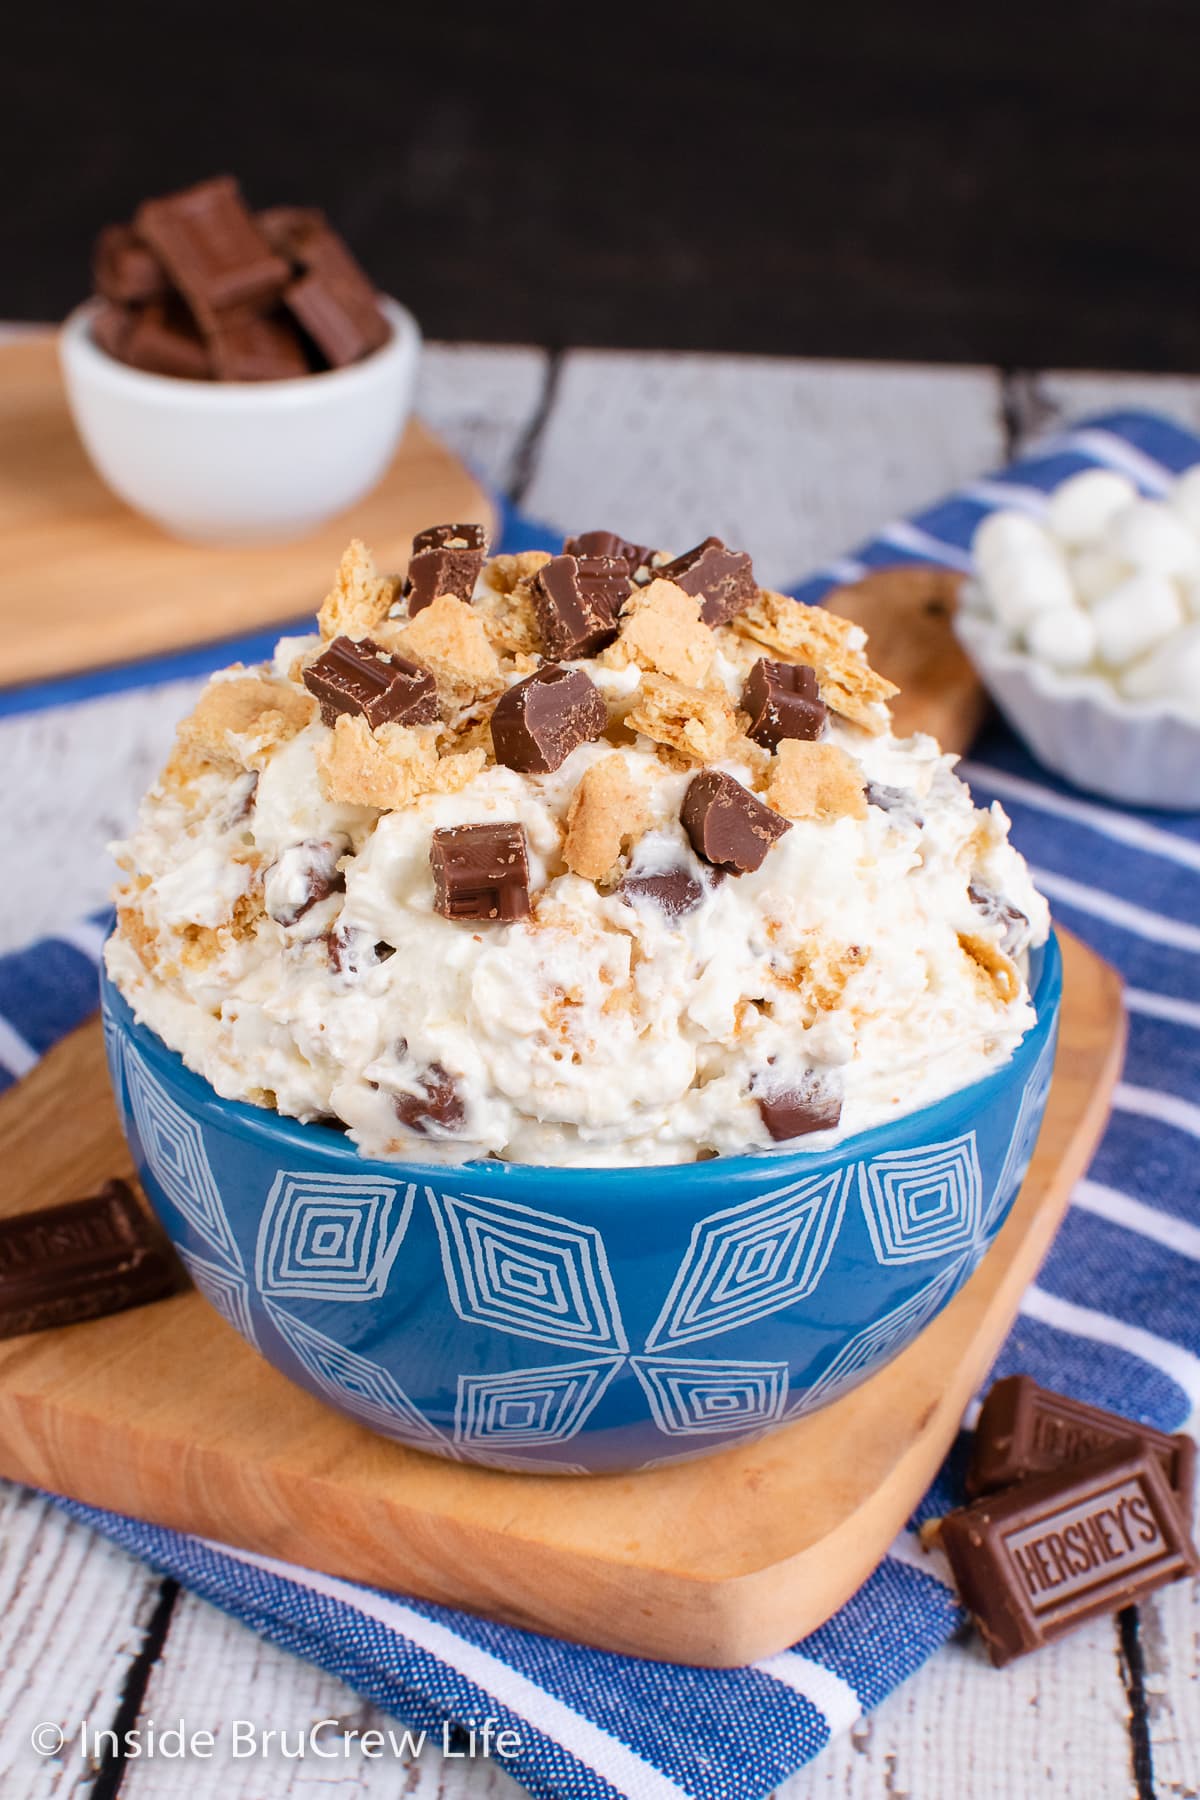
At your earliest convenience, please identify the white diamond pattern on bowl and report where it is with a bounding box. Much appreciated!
[454,1358,623,1448]
[858,1133,982,1265]
[256,1172,414,1302]
[264,1300,446,1447]
[427,1187,628,1352]
[124,1043,242,1270]
[176,1244,260,1351]
[631,1356,789,1438]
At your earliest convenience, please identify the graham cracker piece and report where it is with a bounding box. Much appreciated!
[317,539,402,641]
[733,589,898,733]
[176,675,316,771]
[777,933,871,1028]
[958,932,1020,1007]
[603,579,716,686]
[384,594,503,707]
[562,756,654,882]
[474,552,551,659]
[115,889,158,973]
[178,880,266,971]
[767,740,868,822]
[626,673,738,763]
[317,714,484,811]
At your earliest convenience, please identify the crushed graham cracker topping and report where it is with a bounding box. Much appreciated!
[767,740,868,822]
[602,579,716,686]
[382,593,502,709]
[958,932,1021,1007]
[176,674,316,770]
[317,539,402,641]
[562,756,654,882]
[626,672,738,763]
[734,590,898,733]
[317,714,485,811]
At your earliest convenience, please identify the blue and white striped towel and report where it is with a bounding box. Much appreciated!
[1,412,1198,1800]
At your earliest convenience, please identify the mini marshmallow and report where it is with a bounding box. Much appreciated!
[1026,605,1097,671]
[1170,466,1200,538]
[1047,469,1136,547]
[1105,499,1200,578]
[985,549,1075,633]
[1070,547,1130,606]
[1118,622,1200,713]
[1091,571,1185,668]
[972,511,1056,585]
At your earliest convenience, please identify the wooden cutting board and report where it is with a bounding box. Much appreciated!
[0,335,495,689]
[0,930,1123,1667]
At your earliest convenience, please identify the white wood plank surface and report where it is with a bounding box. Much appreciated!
[1,343,1197,1800]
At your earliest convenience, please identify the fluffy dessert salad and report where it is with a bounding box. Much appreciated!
[107,523,1049,1167]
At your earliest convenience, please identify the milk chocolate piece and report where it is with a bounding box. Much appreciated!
[742,658,826,748]
[968,1376,1197,1518]
[123,300,212,380]
[681,769,791,874]
[406,524,488,614]
[618,865,707,918]
[93,224,168,305]
[752,1070,843,1140]
[430,823,531,921]
[969,883,1030,955]
[491,665,608,773]
[938,1444,1199,1666]
[655,537,757,626]
[285,266,389,368]
[267,840,347,927]
[304,636,438,730]
[866,782,925,827]
[394,1063,465,1136]
[563,529,655,577]
[532,555,629,659]
[135,177,290,327]
[0,1180,182,1339]
[91,301,135,362]
[208,310,310,381]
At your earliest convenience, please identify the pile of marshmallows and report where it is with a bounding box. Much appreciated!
[971,467,1200,714]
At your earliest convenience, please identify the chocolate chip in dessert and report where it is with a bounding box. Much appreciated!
[405,522,488,615]
[430,822,531,921]
[617,865,707,918]
[680,769,791,874]
[532,554,630,658]
[563,529,656,578]
[268,840,347,927]
[134,176,290,328]
[394,1062,466,1136]
[866,782,925,827]
[742,657,827,748]
[92,224,168,306]
[491,664,608,773]
[752,1069,843,1141]
[655,536,758,626]
[969,882,1030,954]
[303,635,438,729]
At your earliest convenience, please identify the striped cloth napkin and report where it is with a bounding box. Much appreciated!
[1,412,1197,1800]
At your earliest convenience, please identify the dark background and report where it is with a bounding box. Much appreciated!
[3,2,1196,369]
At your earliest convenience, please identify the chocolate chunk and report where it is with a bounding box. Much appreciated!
[268,840,347,927]
[742,658,826,748]
[866,782,925,827]
[532,554,630,659]
[563,529,655,577]
[680,769,791,874]
[969,883,1030,955]
[430,822,531,922]
[91,301,135,363]
[406,523,488,614]
[134,177,290,328]
[207,309,310,381]
[394,1063,465,1136]
[655,537,757,626]
[285,266,389,369]
[752,1069,843,1140]
[303,636,438,730]
[92,224,168,305]
[491,665,608,773]
[967,1376,1197,1518]
[618,865,707,918]
[0,1180,183,1339]
[938,1444,1198,1667]
[325,925,393,975]
[122,300,212,380]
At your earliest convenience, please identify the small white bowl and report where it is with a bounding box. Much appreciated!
[955,602,1200,809]
[59,296,420,545]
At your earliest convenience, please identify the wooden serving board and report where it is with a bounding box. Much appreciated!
[0,930,1122,1667]
[0,335,495,689]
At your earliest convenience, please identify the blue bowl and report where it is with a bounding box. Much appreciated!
[101,931,1061,1475]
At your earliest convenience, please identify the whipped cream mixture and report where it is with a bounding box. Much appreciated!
[108,535,1049,1166]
